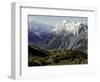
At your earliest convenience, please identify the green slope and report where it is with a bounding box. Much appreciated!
[28,45,88,66]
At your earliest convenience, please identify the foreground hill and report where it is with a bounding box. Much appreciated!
[28,45,88,66]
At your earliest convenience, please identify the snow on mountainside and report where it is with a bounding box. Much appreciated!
[28,19,88,53]
[53,20,87,35]
[47,20,88,53]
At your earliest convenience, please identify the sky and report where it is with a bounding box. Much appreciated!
[28,15,88,26]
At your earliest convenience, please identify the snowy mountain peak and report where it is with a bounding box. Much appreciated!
[54,20,84,35]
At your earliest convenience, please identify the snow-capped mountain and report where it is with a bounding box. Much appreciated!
[53,20,87,35]
[47,20,88,53]
[28,19,88,53]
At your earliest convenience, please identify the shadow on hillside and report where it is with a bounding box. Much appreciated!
[28,45,88,66]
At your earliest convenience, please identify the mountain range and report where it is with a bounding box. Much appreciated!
[28,20,88,53]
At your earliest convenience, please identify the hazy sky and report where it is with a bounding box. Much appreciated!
[28,15,88,26]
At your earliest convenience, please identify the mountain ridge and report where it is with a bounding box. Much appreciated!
[28,20,88,53]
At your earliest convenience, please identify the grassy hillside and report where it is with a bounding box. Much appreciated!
[28,45,88,66]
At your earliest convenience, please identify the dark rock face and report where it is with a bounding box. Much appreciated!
[28,46,50,57]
